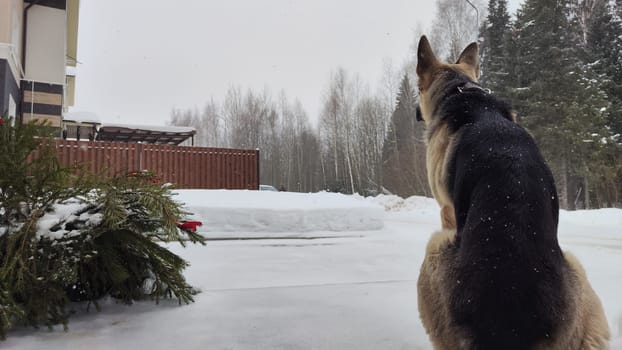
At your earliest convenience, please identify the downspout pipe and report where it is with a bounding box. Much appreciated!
[21,0,42,73]
[20,0,42,124]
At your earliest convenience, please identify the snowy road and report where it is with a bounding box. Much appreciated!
[3,193,621,349]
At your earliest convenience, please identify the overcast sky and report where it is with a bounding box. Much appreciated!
[70,0,522,126]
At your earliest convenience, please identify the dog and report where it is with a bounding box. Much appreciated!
[415,35,609,349]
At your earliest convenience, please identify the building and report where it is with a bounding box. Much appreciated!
[0,0,80,128]
[1,1,196,145]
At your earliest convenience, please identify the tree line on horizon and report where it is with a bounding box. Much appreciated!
[170,0,622,209]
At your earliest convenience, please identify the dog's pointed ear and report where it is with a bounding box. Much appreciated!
[456,42,480,78]
[417,36,439,77]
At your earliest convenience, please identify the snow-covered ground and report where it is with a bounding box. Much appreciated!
[179,190,384,236]
[4,191,622,349]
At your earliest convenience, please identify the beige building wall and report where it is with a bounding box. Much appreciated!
[66,0,78,67]
[0,1,11,44]
[0,0,24,80]
[0,0,23,49]
[25,4,65,84]
[65,0,79,107]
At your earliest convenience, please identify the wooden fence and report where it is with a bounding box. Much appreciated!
[54,140,259,190]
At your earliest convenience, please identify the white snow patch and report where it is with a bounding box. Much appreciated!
[37,200,88,240]
[100,123,195,133]
[559,208,622,234]
[63,111,102,124]
[36,199,101,240]
[175,190,384,236]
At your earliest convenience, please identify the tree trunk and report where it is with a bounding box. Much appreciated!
[346,140,355,194]
[584,174,590,210]
[560,155,569,210]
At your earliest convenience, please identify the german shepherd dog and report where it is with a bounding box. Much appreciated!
[415,36,609,349]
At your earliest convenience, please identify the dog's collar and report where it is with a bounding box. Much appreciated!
[457,82,491,95]
[415,82,492,122]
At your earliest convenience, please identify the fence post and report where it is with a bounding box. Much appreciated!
[138,143,143,171]
[255,148,260,190]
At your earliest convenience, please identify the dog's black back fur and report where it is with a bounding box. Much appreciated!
[441,72,566,349]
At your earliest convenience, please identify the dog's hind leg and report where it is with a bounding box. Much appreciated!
[418,229,470,349]
[565,252,610,350]
[537,252,610,350]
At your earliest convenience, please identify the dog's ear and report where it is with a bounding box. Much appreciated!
[417,36,439,78]
[456,42,480,79]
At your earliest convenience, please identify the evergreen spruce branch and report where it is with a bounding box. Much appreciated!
[0,208,42,287]
[1,121,204,338]
[0,283,25,340]
[0,211,71,332]
[99,187,128,231]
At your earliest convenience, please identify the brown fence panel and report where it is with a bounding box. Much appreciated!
[55,140,142,178]
[53,140,259,190]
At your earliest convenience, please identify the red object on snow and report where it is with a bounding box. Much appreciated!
[177,221,203,232]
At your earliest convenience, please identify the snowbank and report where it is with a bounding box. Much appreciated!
[365,194,439,214]
[174,190,384,235]
[560,207,622,229]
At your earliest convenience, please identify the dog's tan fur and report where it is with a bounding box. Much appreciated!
[417,40,479,230]
[417,229,471,349]
[425,125,456,230]
[416,36,609,349]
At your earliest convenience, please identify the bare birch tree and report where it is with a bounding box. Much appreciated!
[430,0,487,62]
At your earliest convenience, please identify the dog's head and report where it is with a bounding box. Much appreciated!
[415,36,480,126]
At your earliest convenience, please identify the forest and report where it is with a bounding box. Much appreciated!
[170,0,622,210]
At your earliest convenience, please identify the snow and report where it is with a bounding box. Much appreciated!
[4,190,622,349]
[99,123,196,134]
[176,190,384,236]
[63,111,102,124]
[36,198,102,240]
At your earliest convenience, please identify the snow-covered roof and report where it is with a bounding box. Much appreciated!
[96,123,196,145]
[99,123,195,134]
[63,111,102,124]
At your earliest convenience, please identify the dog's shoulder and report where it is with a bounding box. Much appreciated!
[442,92,515,133]
[448,100,559,234]
[444,92,552,206]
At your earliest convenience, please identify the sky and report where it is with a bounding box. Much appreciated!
[70,0,523,126]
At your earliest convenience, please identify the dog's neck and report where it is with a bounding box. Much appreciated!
[456,81,491,95]
[416,81,491,122]
[423,81,495,144]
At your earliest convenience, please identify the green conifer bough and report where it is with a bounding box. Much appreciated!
[0,120,205,339]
